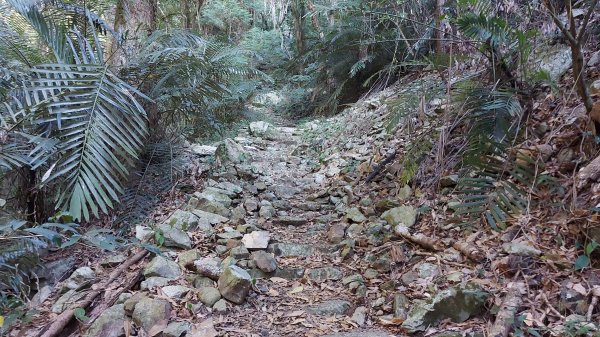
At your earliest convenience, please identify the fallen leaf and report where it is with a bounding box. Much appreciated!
[286,310,305,317]
[190,318,218,337]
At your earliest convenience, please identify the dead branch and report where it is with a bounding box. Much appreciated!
[365,150,397,183]
[36,249,149,337]
[394,225,440,251]
[489,282,526,337]
[451,240,484,262]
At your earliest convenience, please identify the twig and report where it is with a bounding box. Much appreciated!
[541,292,565,319]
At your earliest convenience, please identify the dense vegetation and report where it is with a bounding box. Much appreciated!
[0,0,599,333]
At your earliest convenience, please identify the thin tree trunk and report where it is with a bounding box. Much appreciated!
[434,0,445,54]
[107,0,126,66]
[292,0,306,56]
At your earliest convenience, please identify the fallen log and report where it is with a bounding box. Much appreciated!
[489,282,525,337]
[37,249,149,337]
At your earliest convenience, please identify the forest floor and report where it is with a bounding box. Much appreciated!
[12,73,600,337]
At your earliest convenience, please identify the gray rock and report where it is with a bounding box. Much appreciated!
[84,304,125,337]
[140,276,170,290]
[30,285,52,306]
[213,299,227,312]
[190,209,228,225]
[242,231,270,249]
[192,276,215,288]
[135,225,154,241]
[381,206,417,227]
[252,251,277,273]
[163,321,192,337]
[273,216,308,226]
[214,181,243,195]
[52,289,86,313]
[249,121,277,139]
[308,267,343,281]
[190,196,231,217]
[178,249,200,269]
[230,246,250,259]
[342,274,364,286]
[346,224,364,237]
[164,209,200,230]
[402,283,490,332]
[328,224,346,244]
[191,144,217,156]
[259,204,276,219]
[345,207,366,223]
[417,263,440,279]
[217,265,252,304]
[397,185,412,200]
[161,285,190,299]
[502,240,542,257]
[535,45,572,81]
[307,299,352,316]
[217,230,243,240]
[244,198,259,212]
[351,306,367,326]
[157,223,192,249]
[250,267,305,280]
[144,256,181,279]
[440,175,459,188]
[64,267,96,291]
[217,138,248,163]
[193,190,232,208]
[198,287,222,307]
[393,293,410,319]
[269,243,315,257]
[132,297,171,332]
[117,293,132,304]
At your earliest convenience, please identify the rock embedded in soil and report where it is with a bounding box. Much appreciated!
[52,289,86,313]
[502,240,542,257]
[163,321,192,337]
[157,223,192,249]
[273,216,309,226]
[307,299,352,316]
[161,285,191,299]
[84,304,125,337]
[132,297,172,332]
[328,224,346,244]
[345,207,366,223]
[135,225,154,241]
[217,265,252,304]
[144,256,181,279]
[351,306,367,326]
[252,251,277,273]
[308,267,343,281]
[380,206,417,227]
[100,254,127,268]
[198,287,222,307]
[140,277,170,290]
[193,257,223,280]
[402,283,490,332]
[64,266,96,290]
[213,298,228,312]
[242,230,271,249]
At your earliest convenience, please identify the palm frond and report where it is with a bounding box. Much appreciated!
[1,30,148,221]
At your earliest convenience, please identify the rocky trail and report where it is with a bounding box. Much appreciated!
[14,82,600,337]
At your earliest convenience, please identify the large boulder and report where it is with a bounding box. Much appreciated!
[217,265,252,304]
[216,138,249,163]
[402,283,489,332]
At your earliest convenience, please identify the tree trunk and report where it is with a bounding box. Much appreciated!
[434,0,445,54]
[192,0,205,31]
[292,0,306,56]
[570,42,594,112]
[107,0,127,66]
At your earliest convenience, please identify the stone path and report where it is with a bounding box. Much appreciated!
[62,120,396,337]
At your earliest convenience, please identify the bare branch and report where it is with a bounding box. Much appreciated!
[543,0,577,45]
